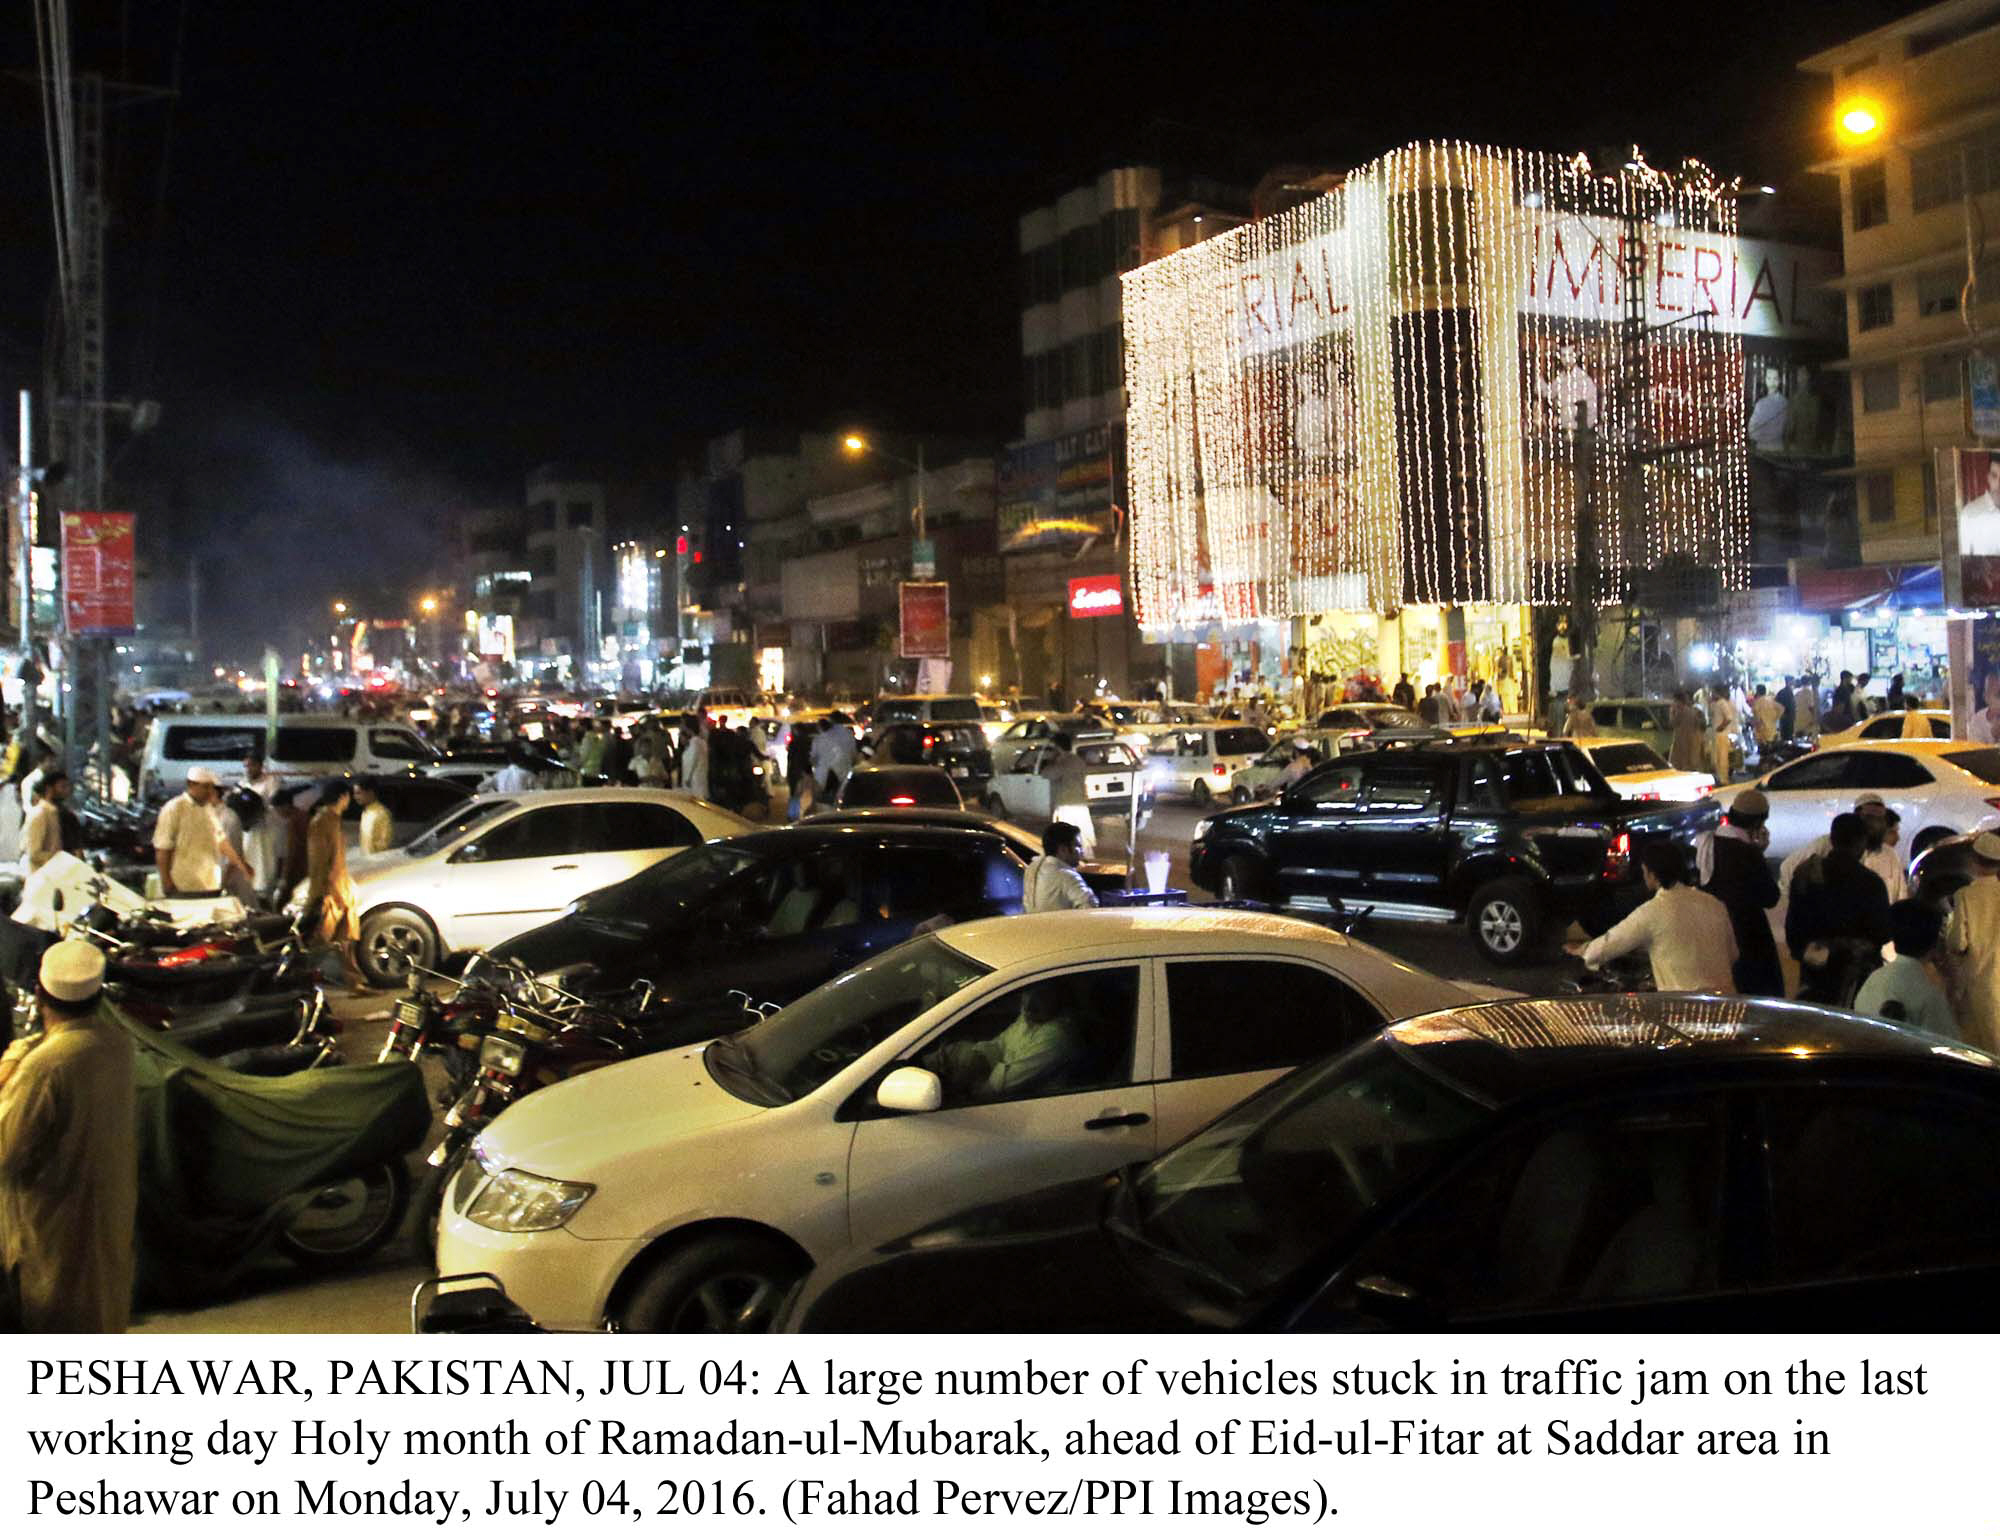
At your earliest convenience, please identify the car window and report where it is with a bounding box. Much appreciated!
[366,778,467,825]
[1500,750,1559,802]
[1460,755,1505,813]
[465,806,579,861]
[915,966,1140,1109]
[1147,737,1176,757]
[1590,742,1668,776]
[368,728,431,761]
[1002,721,1033,740]
[927,697,982,722]
[1944,747,2000,785]
[1215,728,1270,757]
[1349,1093,1727,1321]
[1178,731,1206,757]
[1841,753,1934,789]
[577,800,698,852]
[1763,1088,2000,1284]
[1860,717,1900,740]
[163,724,266,761]
[1362,707,1422,731]
[1165,961,1383,1078]
[1591,704,1621,728]
[1363,763,1443,813]
[1930,717,1952,739]
[1298,762,1364,809]
[1077,742,1137,769]
[856,846,1021,922]
[1766,753,1856,792]
[406,798,515,857]
[272,725,357,762]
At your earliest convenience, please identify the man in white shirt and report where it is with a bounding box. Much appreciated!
[1022,822,1098,913]
[928,982,1086,1103]
[18,749,59,814]
[809,712,858,800]
[485,748,539,794]
[1706,689,1738,785]
[153,765,251,896]
[1569,841,1738,992]
[355,777,393,855]
[239,750,285,897]
[1778,792,1908,907]
[20,768,67,874]
[1959,458,2000,555]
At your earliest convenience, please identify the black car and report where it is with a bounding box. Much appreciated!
[785,994,2000,1333]
[1189,739,1718,963]
[808,806,1133,895]
[868,721,994,790]
[835,764,963,810]
[489,821,1026,1033]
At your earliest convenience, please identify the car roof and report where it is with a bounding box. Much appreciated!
[1389,994,1996,1104]
[465,785,727,807]
[721,820,1011,856]
[808,806,1040,847]
[1814,738,1978,755]
[846,764,955,779]
[938,907,1353,968]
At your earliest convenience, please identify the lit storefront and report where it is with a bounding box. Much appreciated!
[1121,141,1839,714]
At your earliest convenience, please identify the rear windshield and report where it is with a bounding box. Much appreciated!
[163,724,266,761]
[1077,742,1138,769]
[1500,745,1613,804]
[841,771,959,807]
[874,699,924,722]
[1590,742,1668,776]
[1215,728,1271,756]
[930,726,985,751]
[926,697,982,721]
[273,725,357,762]
[1944,748,2000,785]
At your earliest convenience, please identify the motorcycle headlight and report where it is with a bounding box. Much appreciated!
[464,1152,593,1233]
[480,1034,527,1076]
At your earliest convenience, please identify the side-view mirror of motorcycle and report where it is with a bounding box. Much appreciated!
[875,1065,942,1115]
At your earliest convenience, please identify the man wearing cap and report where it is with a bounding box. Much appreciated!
[1945,831,2000,1053]
[1698,788,1783,996]
[153,765,253,897]
[0,939,136,1331]
[1786,812,1894,1006]
[1778,792,1908,908]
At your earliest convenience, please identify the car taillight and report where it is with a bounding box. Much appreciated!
[1603,830,1632,878]
[922,734,935,750]
[1987,798,2000,811]
[890,794,916,805]
[1636,792,1660,800]
[1212,762,1228,777]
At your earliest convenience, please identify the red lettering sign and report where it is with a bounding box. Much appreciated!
[60,511,136,636]
[1067,575,1124,617]
[898,582,950,659]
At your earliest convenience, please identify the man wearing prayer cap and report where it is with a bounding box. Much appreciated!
[0,938,136,1331]
[1945,830,2000,1054]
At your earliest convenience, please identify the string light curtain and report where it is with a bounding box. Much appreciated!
[1123,141,1753,628]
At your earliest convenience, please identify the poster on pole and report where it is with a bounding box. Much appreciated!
[59,511,135,635]
[898,581,950,659]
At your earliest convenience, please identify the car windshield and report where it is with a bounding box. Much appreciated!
[708,934,991,1106]
[1590,741,1669,775]
[403,798,516,857]
[1500,745,1615,805]
[571,841,763,927]
[1215,728,1270,756]
[1944,748,2000,785]
[1122,1039,1490,1306]
[927,697,982,721]
[842,772,958,808]
[1077,742,1137,769]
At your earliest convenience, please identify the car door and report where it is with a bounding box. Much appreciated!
[996,746,1054,821]
[1267,759,1366,901]
[843,962,1155,1251]
[1758,751,1863,858]
[1355,759,1452,896]
[571,799,702,890]
[438,803,594,949]
[1837,750,1941,835]
[1152,957,1387,1148]
[367,726,434,771]
[1294,1089,1745,1329]
[1143,733,1182,795]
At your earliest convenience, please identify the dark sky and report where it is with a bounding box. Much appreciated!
[0,0,1920,657]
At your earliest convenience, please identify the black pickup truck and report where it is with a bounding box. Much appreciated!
[1188,739,1719,964]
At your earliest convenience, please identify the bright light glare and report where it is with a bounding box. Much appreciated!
[1689,643,1716,672]
[1838,101,1883,142]
[842,435,867,454]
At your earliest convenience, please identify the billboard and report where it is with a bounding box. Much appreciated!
[1956,450,2000,607]
[1068,574,1124,617]
[897,581,950,658]
[59,511,136,635]
[998,424,1120,552]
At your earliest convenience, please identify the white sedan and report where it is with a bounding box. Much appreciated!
[1567,735,1713,801]
[350,786,752,984]
[433,907,1487,1332]
[1713,740,2000,865]
[984,739,1143,822]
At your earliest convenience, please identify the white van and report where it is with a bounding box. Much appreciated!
[137,713,437,799]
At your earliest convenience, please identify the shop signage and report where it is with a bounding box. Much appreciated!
[911,538,936,579]
[898,581,950,658]
[999,424,1121,551]
[59,511,135,636]
[1067,574,1124,617]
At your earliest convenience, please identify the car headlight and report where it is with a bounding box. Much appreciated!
[465,1151,594,1233]
[480,1033,527,1076]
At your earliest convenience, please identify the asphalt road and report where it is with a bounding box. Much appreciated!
[132,792,1579,1335]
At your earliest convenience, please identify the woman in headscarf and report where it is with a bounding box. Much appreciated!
[304,777,365,988]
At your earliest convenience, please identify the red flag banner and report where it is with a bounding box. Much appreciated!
[61,511,136,635]
[898,581,950,659]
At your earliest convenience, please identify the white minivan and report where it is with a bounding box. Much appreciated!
[137,713,437,799]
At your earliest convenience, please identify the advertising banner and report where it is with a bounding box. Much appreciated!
[1954,449,2000,608]
[897,581,950,658]
[59,511,135,635]
[998,424,1120,552]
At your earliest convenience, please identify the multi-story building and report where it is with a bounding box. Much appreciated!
[522,465,608,679]
[460,506,530,674]
[1802,0,2000,566]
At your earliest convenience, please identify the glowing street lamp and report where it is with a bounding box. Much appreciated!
[332,600,348,616]
[1836,97,1884,146]
[843,430,931,540]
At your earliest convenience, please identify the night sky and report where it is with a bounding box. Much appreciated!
[0,0,1919,658]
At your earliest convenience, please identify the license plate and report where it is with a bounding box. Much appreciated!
[1086,774,1129,797]
[950,765,970,777]
[394,999,427,1028]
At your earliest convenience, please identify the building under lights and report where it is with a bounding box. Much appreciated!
[1120,141,1844,712]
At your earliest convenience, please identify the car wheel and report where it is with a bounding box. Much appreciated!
[1468,879,1541,966]
[411,1142,469,1266]
[1190,779,1213,807]
[618,1233,804,1333]
[1232,785,1252,805]
[1216,854,1272,904]
[1911,825,1957,862]
[359,906,438,987]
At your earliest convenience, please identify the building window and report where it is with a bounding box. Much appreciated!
[1860,364,1900,413]
[1088,326,1124,396]
[566,500,594,529]
[1064,338,1092,400]
[1849,162,1888,230]
[1864,471,1896,524]
[1912,123,2000,212]
[1923,459,1940,530]
[1857,283,1895,331]
[1919,268,1961,317]
[1059,224,1101,291]
[533,500,558,533]
[1022,243,1059,306]
[1922,352,1964,402]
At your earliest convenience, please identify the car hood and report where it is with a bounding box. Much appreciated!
[472,1044,764,1179]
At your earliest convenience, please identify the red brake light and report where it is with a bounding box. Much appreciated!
[889,795,916,805]
[1603,830,1632,878]
[923,734,935,750]
[1213,762,1228,777]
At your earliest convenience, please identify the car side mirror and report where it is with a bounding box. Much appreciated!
[451,842,486,864]
[876,1065,943,1115]
[1351,1272,1430,1325]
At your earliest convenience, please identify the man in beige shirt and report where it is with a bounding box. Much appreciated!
[153,765,252,896]
[20,768,67,874]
